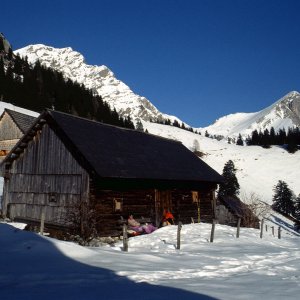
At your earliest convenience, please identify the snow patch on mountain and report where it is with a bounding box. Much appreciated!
[15,44,183,124]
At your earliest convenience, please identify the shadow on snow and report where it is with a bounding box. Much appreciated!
[0,223,218,300]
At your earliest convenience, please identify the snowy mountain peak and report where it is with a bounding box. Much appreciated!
[200,91,300,138]
[15,44,183,124]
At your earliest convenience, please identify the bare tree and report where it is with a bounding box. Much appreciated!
[192,139,205,157]
[240,191,271,224]
[60,199,99,245]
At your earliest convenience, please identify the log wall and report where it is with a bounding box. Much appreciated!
[90,182,215,237]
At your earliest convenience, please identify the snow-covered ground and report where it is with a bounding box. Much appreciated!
[1,221,299,300]
[143,122,300,204]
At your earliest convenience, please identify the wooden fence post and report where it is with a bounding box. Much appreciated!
[176,221,183,249]
[271,226,275,236]
[210,219,216,243]
[260,219,264,239]
[123,224,128,252]
[236,217,241,238]
[265,224,268,232]
[40,207,45,235]
[278,226,281,239]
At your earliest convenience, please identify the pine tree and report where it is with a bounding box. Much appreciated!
[286,127,298,153]
[277,128,287,145]
[270,127,276,144]
[251,129,259,145]
[262,129,271,148]
[272,180,295,216]
[192,139,200,153]
[0,37,4,52]
[218,160,240,198]
[136,120,144,132]
[8,47,13,60]
[0,57,5,99]
[294,194,300,221]
[236,134,243,146]
[173,120,180,127]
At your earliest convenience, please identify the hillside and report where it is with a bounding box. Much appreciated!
[143,121,300,204]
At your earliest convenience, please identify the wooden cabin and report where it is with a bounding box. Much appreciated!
[0,109,36,159]
[1,110,223,237]
[217,195,259,228]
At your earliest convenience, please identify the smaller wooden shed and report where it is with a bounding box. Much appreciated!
[0,109,36,158]
[1,110,223,237]
[217,195,259,228]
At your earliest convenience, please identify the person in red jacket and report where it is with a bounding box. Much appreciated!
[161,209,175,226]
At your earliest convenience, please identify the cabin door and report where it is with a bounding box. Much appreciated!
[154,190,172,227]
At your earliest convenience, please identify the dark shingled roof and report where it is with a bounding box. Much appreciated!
[3,110,223,186]
[219,196,251,218]
[5,109,36,133]
[46,110,223,183]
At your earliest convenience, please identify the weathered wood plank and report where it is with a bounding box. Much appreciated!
[4,125,88,225]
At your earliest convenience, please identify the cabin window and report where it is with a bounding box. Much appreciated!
[113,198,123,212]
[49,192,57,203]
[192,191,199,203]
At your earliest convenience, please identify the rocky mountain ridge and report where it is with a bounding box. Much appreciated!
[15,44,182,124]
[199,91,300,138]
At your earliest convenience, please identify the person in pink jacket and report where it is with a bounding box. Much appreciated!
[127,214,156,234]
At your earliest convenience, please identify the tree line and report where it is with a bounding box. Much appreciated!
[153,118,201,134]
[244,127,300,153]
[0,45,134,129]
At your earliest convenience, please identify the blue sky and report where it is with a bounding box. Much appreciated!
[2,0,300,127]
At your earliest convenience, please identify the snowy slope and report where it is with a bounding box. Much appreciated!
[1,221,299,300]
[15,44,183,124]
[199,91,300,138]
[143,121,300,204]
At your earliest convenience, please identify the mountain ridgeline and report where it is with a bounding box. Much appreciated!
[16,44,300,143]
[200,91,300,140]
[0,35,134,129]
